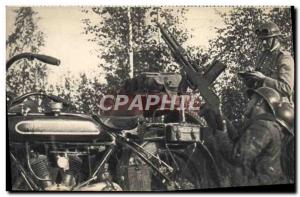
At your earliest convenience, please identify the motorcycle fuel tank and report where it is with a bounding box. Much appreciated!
[7,113,113,142]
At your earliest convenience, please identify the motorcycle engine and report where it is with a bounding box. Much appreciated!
[29,152,83,191]
[26,146,122,191]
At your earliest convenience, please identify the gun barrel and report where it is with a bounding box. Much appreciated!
[157,23,179,53]
[204,61,226,85]
[157,23,199,72]
[157,22,223,114]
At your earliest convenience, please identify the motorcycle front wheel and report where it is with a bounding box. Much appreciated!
[150,145,214,191]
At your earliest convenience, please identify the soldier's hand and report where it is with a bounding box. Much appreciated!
[238,71,265,89]
[247,71,266,80]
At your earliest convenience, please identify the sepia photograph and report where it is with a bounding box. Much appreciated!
[6,5,295,192]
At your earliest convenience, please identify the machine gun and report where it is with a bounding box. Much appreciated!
[158,23,241,140]
[157,23,226,114]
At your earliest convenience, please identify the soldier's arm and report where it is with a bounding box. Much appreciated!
[215,120,272,167]
[263,54,294,96]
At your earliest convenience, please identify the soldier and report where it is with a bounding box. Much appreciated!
[204,87,288,186]
[274,102,295,183]
[243,21,294,102]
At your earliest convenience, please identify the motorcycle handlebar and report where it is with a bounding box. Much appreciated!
[6,53,60,71]
[32,54,60,66]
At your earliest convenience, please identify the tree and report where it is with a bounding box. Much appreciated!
[55,72,76,105]
[130,7,190,74]
[6,7,47,96]
[209,7,294,121]
[82,7,130,91]
[82,7,191,91]
[74,73,107,114]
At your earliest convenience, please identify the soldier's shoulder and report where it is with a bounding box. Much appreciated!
[253,119,274,128]
[249,115,279,131]
[277,49,294,66]
[278,48,293,58]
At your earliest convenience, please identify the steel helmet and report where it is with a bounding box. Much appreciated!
[274,102,294,135]
[255,21,282,38]
[246,87,281,115]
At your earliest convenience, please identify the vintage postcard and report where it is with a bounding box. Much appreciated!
[6,6,295,192]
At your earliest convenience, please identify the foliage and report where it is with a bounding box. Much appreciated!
[51,72,107,114]
[82,7,191,91]
[74,74,107,114]
[82,7,130,91]
[54,72,76,104]
[7,7,293,120]
[129,7,190,74]
[6,7,47,96]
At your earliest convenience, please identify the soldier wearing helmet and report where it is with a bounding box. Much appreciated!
[274,102,294,136]
[274,102,295,184]
[243,21,294,102]
[204,87,288,186]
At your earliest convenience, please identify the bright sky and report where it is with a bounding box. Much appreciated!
[6,6,227,86]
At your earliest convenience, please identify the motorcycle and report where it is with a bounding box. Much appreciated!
[7,53,221,191]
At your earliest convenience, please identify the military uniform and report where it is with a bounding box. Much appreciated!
[215,113,286,186]
[256,47,294,101]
